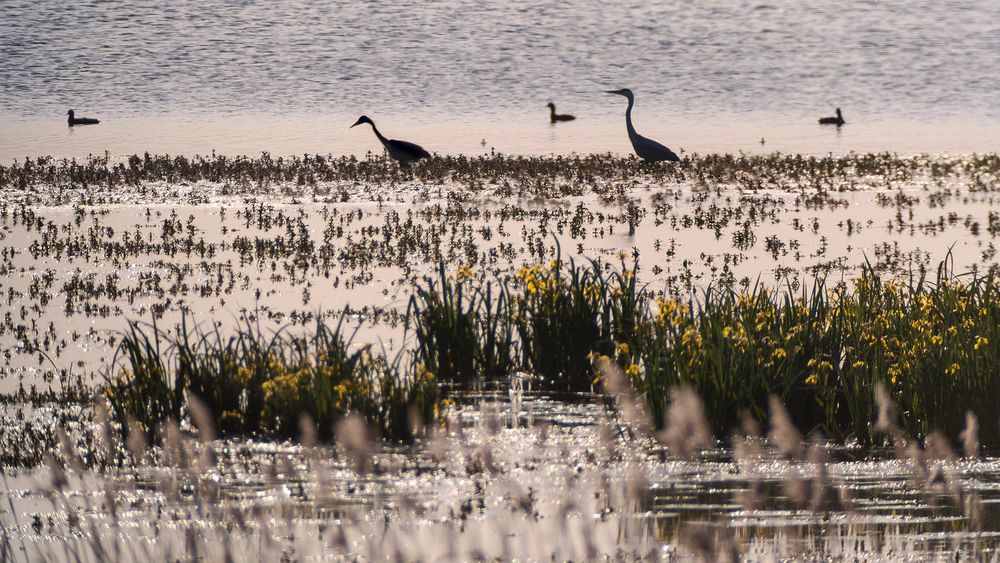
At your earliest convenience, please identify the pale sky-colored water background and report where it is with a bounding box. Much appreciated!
[1,0,998,160]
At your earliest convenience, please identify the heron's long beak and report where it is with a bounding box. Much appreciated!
[605,90,624,96]
[349,119,363,128]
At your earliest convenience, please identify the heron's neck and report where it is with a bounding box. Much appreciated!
[548,105,556,118]
[368,123,388,144]
[624,97,637,137]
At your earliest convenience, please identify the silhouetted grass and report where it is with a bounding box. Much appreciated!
[105,313,438,443]
[104,253,999,446]
[399,255,1000,444]
[633,259,1000,445]
[407,263,517,387]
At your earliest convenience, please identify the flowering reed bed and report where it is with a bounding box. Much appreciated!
[635,260,1000,445]
[629,261,995,445]
[105,314,438,443]
[110,255,1000,447]
[417,256,1000,444]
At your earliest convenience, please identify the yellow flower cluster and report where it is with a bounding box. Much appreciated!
[655,297,690,328]
[454,264,474,282]
[261,359,309,422]
[516,264,555,295]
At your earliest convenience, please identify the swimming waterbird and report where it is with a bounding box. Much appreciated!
[547,102,575,123]
[819,108,845,126]
[67,109,100,126]
[605,89,679,162]
[350,115,431,163]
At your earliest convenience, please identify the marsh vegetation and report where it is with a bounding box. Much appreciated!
[1,151,999,560]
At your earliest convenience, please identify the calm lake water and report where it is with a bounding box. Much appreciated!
[2,0,999,158]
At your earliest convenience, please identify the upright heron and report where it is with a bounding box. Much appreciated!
[819,108,845,126]
[546,102,576,123]
[605,89,679,162]
[67,109,100,126]
[350,115,431,163]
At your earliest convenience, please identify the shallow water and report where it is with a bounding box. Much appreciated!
[2,0,999,159]
[4,392,1000,560]
[1,160,996,393]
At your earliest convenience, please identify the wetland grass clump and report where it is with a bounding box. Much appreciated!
[400,255,1000,445]
[105,256,999,446]
[514,257,646,392]
[407,263,517,386]
[105,314,438,443]
[633,260,1000,445]
[514,259,614,392]
[410,257,645,392]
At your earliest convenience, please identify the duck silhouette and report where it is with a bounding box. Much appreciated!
[818,108,845,126]
[546,102,576,123]
[67,110,100,126]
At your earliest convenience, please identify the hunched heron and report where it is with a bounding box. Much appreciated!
[350,115,431,163]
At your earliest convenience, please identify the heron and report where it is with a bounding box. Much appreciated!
[546,102,576,123]
[67,109,100,126]
[350,115,430,163]
[819,108,845,126]
[605,89,679,162]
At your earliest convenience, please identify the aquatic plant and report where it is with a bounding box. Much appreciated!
[513,257,620,392]
[4,152,997,206]
[104,313,438,443]
[407,263,517,386]
[635,258,1000,445]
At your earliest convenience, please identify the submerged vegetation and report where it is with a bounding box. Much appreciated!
[2,151,999,206]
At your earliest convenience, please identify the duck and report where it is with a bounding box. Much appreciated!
[67,109,100,126]
[350,115,430,163]
[605,88,679,162]
[818,108,845,126]
[547,102,576,123]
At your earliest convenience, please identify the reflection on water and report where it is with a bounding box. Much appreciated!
[4,0,998,119]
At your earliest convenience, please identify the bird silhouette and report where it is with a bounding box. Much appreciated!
[67,109,100,126]
[350,115,431,163]
[819,108,845,126]
[605,89,679,162]
[546,102,575,123]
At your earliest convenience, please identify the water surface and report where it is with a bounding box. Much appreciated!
[2,0,998,159]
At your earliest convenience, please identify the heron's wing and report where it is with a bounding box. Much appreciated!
[636,135,679,162]
[389,139,431,158]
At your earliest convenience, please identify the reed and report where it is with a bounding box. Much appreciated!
[513,257,614,392]
[104,254,1000,446]
[104,312,438,443]
[635,258,1000,445]
[407,263,517,387]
